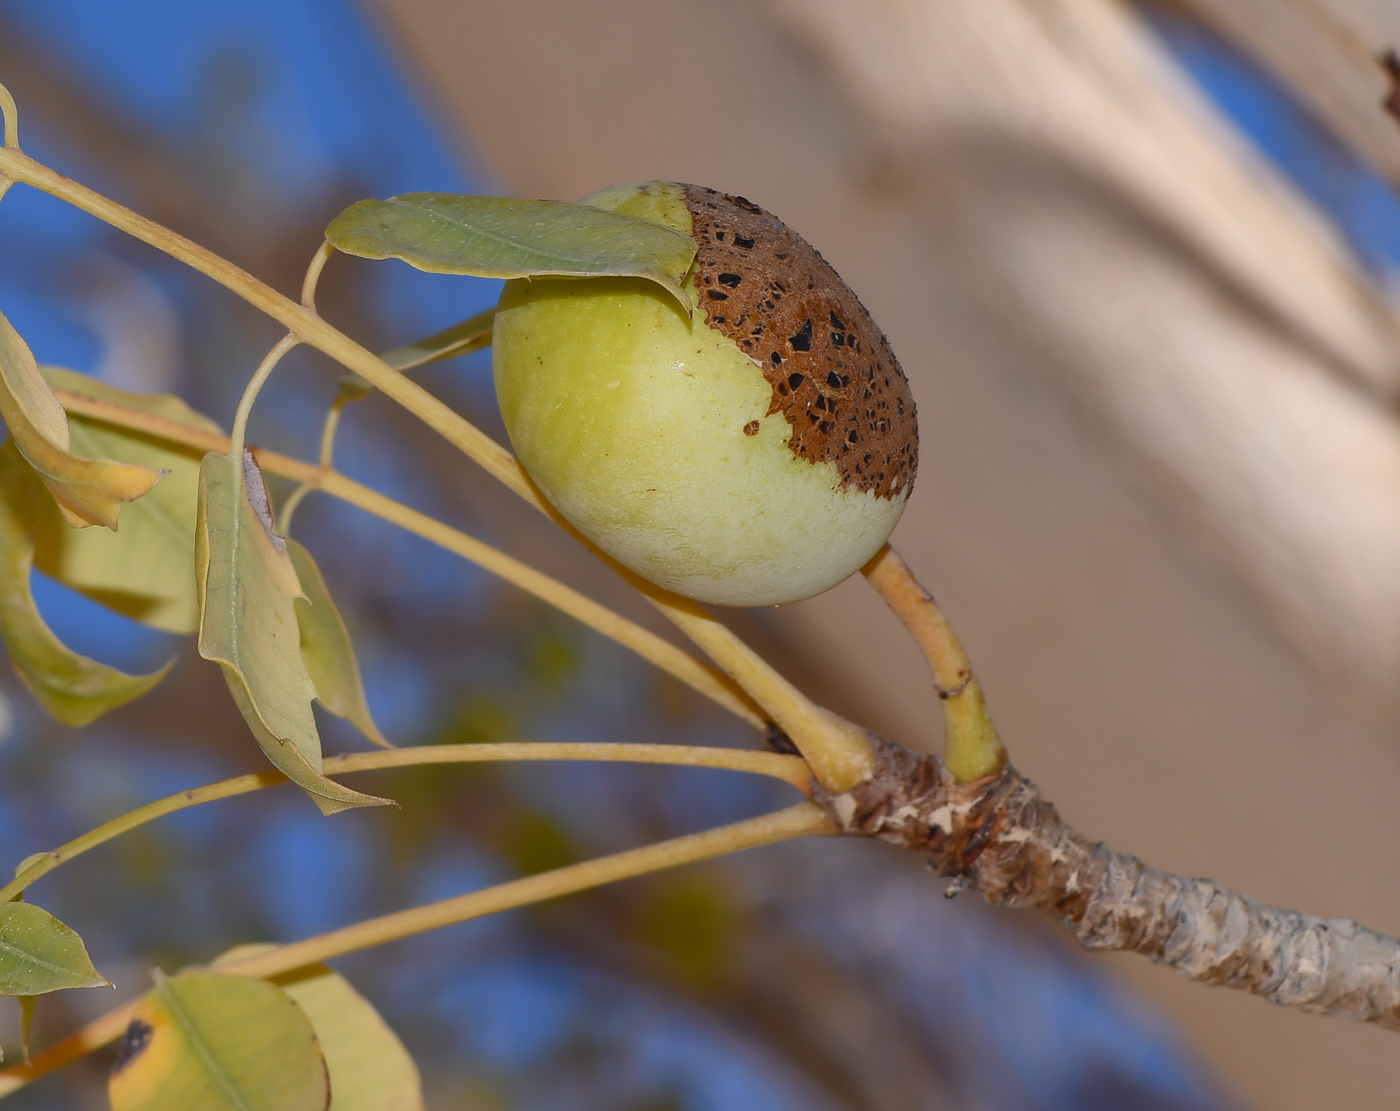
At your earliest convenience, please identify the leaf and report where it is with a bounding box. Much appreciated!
[324,306,497,409]
[108,970,329,1111]
[32,368,222,634]
[326,194,698,313]
[0,901,107,995]
[0,442,171,725]
[215,946,422,1111]
[287,540,390,749]
[0,309,160,529]
[379,307,495,373]
[195,450,389,815]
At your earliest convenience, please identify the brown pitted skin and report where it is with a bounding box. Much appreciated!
[680,185,918,501]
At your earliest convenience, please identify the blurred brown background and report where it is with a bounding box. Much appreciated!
[361,0,1400,1107]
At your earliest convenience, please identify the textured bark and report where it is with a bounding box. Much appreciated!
[817,736,1400,1028]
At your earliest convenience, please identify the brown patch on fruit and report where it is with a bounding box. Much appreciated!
[681,184,917,500]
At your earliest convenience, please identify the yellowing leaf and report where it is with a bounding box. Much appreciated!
[326,195,697,313]
[0,902,107,996]
[31,369,222,634]
[0,443,170,725]
[215,946,422,1111]
[288,539,390,749]
[195,450,389,815]
[108,971,329,1111]
[0,309,159,529]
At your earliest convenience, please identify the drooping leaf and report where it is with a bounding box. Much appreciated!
[215,946,422,1111]
[107,970,329,1111]
[0,309,160,529]
[379,307,495,373]
[31,368,222,634]
[0,442,171,725]
[326,194,698,312]
[195,450,389,815]
[0,901,107,996]
[287,539,390,749]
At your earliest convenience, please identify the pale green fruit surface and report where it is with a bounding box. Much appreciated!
[493,182,915,607]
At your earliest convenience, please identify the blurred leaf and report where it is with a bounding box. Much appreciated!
[438,696,514,747]
[108,970,328,1111]
[195,450,389,815]
[32,368,222,634]
[287,538,390,748]
[379,307,495,373]
[0,901,107,995]
[0,442,171,725]
[215,945,423,1111]
[0,309,160,529]
[529,629,578,693]
[633,877,735,990]
[326,195,697,312]
[500,811,577,876]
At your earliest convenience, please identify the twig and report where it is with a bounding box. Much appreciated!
[817,737,1400,1029]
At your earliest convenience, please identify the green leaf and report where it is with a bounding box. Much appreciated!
[288,539,389,748]
[326,194,698,313]
[215,946,422,1111]
[195,450,390,815]
[0,901,107,995]
[0,442,171,726]
[0,309,160,529]
[379,307,495,373]
[324,306,497,414]
[108,971,329,1111]
[31,368,222,635]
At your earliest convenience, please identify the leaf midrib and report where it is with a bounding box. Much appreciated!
[156,978,255,1111]
[381,197,689,273]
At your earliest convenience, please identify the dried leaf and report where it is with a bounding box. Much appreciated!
[0,309,159,528]
[0,442,170,725]
[32,369,221,634]
[195,451,389,815]
[108,971,328,1111]
[326,194,697,312]
[215,946,422,1111]
[0,902,107,996]
[288,539,390,748]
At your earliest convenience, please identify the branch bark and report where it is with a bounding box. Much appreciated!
[818,735,1400,1029]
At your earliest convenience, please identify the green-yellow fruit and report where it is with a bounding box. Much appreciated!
[492,182,918,606]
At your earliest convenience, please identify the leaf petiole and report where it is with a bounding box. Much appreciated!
[0,800,829,1099]
[0,742,811,905]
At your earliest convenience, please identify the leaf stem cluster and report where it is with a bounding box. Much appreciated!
[0,798,828,1097]
[0,108,995,1095]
